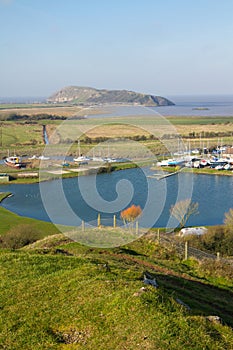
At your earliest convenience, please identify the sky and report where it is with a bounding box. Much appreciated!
[1,0,233,97]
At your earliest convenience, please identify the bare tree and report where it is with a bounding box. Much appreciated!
[170,199,199,228]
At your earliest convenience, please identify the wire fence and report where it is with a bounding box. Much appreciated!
[154,229,233,266]
[76,215,233,265]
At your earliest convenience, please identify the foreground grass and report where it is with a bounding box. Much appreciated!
[0,233,233,349]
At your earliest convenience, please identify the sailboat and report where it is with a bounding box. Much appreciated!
[73,140,90,163]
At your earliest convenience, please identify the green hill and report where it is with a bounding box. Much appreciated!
[47,86,175,106]
[0,232,233,349]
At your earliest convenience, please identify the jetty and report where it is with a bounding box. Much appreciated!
[148,167,185,180]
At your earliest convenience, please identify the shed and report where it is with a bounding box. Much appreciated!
[0,173,9,182]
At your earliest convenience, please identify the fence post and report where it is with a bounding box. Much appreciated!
[136,221,139,234]
[82,220,85,232]
[217,252,220,261]
[97,213,101,227]
[113,215,116,228]
[157,229,160,243]
[184,241,189,260]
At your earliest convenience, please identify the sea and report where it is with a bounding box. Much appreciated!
[0,95,233,117]
[155,94,233,117]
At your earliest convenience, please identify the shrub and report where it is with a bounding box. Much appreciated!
[186,225,233,256]
[198,259,233,280]
[1,224,41,249]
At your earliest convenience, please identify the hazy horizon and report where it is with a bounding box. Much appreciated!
[1,0,233,97]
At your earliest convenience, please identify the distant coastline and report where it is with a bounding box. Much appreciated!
[150,94,233,116]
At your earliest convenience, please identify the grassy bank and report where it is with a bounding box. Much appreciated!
[0,206,59,237]
[0,233,233,349]
[152,166,233,177]
[0,161,142,184]
[0,192,11,203]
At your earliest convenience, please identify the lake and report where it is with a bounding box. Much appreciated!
[0,167,232,229]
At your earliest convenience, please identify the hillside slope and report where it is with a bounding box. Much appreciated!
[47,86,175,106]
[0,234,233,349]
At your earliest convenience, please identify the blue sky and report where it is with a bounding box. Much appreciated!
[1,0,233,97]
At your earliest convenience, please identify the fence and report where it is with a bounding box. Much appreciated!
[76,215,233,265]
[153,228,233,266]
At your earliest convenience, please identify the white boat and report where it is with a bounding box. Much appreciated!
[92,156,105,162]
[104,157,117,163]
[215,164,224,170]
[73,139,90,163]
[193,161,200,168]
[191,149,200,154]
[4,156,22,168]
[157,159,173,166]
[199,159,209,167]
[38,155,50,160]
[224,163,231,170]
[28,155,38,160]
[73,156,90,163]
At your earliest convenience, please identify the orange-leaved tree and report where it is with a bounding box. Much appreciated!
[121,204,142,224]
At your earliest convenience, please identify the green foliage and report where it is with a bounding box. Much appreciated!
[3,113,67,121]
[198,259,233,280]
[185,225,233,256]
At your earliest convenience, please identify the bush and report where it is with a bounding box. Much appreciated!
[1,224,41,249]
[198,259,233,280]
[185,225,233,256]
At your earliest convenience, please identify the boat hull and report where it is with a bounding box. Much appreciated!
[4,160,22,168]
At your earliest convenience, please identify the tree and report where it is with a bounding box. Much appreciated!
[170,199,199,228]
[121,205,142,224]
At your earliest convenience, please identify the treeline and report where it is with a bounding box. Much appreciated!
[60,134,158,144]
[2,113,67,121]
[162,131,233,139]
[186,131,233,138]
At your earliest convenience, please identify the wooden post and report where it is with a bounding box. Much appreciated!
[157,229,160,243]
[136,221,139,235]
[97,213,101,227]
[82,220,85,232]
[113,215,116,228]
[217,252,220,261]
[184,241,189,260]
[0,123,2,147]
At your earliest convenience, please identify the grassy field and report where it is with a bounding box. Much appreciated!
[0,231,233,349]
[0,112,232,154]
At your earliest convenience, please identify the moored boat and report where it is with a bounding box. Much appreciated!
[4,156,22,168]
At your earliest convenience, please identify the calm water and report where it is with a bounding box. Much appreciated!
[154,95,233,117]
[87,95,233,118]
[1,168,232,228]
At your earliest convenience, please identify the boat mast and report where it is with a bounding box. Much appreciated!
[78,139,81,157]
